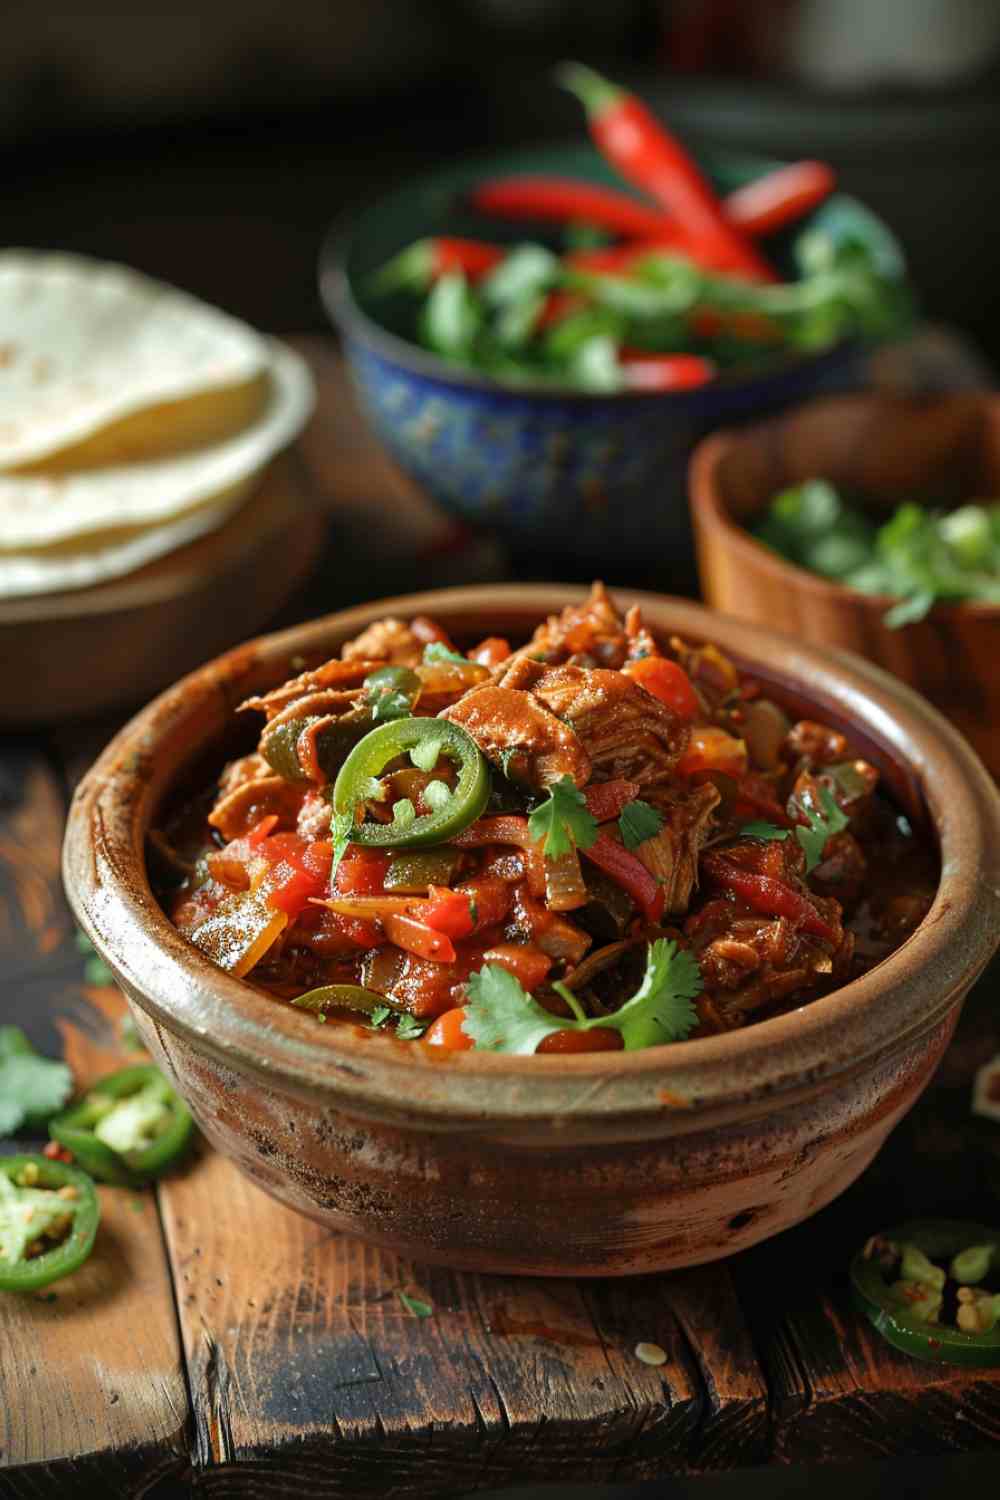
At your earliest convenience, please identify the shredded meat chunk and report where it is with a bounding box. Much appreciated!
[208,775,303,841]
[341,618,423,666]
[528,664,689,785]
[637,782,720,913]
[241,659,379,721]
[502,582,630,671]
[440,685,592,789]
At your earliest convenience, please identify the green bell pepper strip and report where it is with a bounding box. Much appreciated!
[384,848,462,892]
[292,984,406,1017]
[364,665,422,723]
[0,1155,100,1292]
[49,1065,194,1187]
[332,718,490,852]
[851,1220,1000,1366]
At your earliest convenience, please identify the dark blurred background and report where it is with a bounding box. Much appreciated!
[7,0,1000,362]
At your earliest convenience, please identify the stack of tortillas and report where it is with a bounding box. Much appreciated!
[0,251,315,597]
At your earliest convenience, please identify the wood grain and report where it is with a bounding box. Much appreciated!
[734,958,1000,1466]
[155,1144,766,1496]
[0,745,189,1498]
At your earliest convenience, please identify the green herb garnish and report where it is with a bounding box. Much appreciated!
[527,776,598,859]
[618,799,664,851]
[0,1029,73,1136]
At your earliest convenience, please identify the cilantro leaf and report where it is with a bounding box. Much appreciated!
[464,965,566,1054]
[618,799,664,851]
[497,747,520,780]
[330,810,354,882]
[608,939,702,1050]
[527,776,598,859]
[739,820,790,842]
[795,785,849,873]
[0,1027,73,1135]
[423,642,469,666]
[369,1005,392,1029]
[398,1290,433,1318]
[395,1014,428,1040]
[463,940,703,1056]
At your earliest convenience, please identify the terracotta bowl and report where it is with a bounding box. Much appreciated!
[62,585,1000,1276]
[689,391,1000,776]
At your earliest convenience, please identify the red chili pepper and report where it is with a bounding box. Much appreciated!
[725,161,836,238]
[701,852,838,945]
[421,885,476,941]
[618,351,715,392]
[470,176,676,240]
[583,779,641,823]
[557,63,775,283]
[371,237,504,295]
[582,832,665,923]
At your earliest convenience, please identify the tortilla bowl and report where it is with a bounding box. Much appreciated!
[62,586,1000,1275]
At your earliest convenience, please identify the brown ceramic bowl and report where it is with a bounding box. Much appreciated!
[62,585,1000,1276]
[689,392,1000,776]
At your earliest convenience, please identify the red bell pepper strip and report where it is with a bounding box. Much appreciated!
[725,160,836,238]
[257,833,332,918]
[618,351,715,391]
[583,779,641,823]
[334,846,390,896]
[371,237,504,295]
[701,852,838,945]
[470,177,678,241]
[383,912,457,964]
[582,832,665,923]
[557,63,775,283]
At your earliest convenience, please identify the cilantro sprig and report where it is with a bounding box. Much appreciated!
[618,799,664,851]
[740,785,849,874]
[463,939,702,1055]
[0,1027,73,1137]
[527,776,598,859]
[423,642,469,666]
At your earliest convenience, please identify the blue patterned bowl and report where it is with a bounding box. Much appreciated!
[320,143,893,567]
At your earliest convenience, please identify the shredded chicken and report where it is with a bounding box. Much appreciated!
[208,775,303,841]
[341,618,423,666]
[528,663,689,785]
[501,581,630,671]
[637,782,721,913]
[240,659,379,721]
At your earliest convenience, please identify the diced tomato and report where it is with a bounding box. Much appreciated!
[623,657,700,720]
[410,615,458,651]
[257,833,334,917]
[422,885,476,940]
[675,726,748,778]
[334,847,390,896]
[470,636,511,667]
[247,814,280,847]
[383,912,457,964]
[423,1007,476,1050]
[481,942,552,991]
[583,779,641,823]
[536,1028,623,1054]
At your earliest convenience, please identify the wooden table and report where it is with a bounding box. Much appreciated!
[3,340,1000,1498]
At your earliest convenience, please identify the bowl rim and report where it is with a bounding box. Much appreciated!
[317,139,872,404]
[689,406,1000,621]
[63,583,1000,1132]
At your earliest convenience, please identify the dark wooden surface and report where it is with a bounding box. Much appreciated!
[2,339,999,1498]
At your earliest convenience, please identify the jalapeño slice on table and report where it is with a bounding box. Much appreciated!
[0,1156,100,1292]
[851,1219,1000,1366]
[332,718,489,852]
[49,1064,194,1187]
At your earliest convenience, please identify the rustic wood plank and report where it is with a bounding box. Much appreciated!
[0,743,190,1499]
[733,958,1000,1466]
[155,1142,766,1497]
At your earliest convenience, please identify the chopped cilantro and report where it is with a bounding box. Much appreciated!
[463,939,702,1055]
[330,810,354,882]
[398,1290,433,1318]
[527,776,598,859]
[796,784,849,872]
[618,799,664,851]
[0,1028,73,1136]
[739,787,848,873]
[423,642,469,665]
[497,747,520,779]
[395,1014,428,1041]
[369,1005,393,1030]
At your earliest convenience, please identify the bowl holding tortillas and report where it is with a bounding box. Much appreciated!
[0,251,321,722]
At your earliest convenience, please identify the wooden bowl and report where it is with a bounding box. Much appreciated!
[0,451,323,726]
[689,392,1000,776]
[62,585,1000,1276]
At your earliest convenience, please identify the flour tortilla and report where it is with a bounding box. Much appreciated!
[0,250,270,471]
[0,340,314,554]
